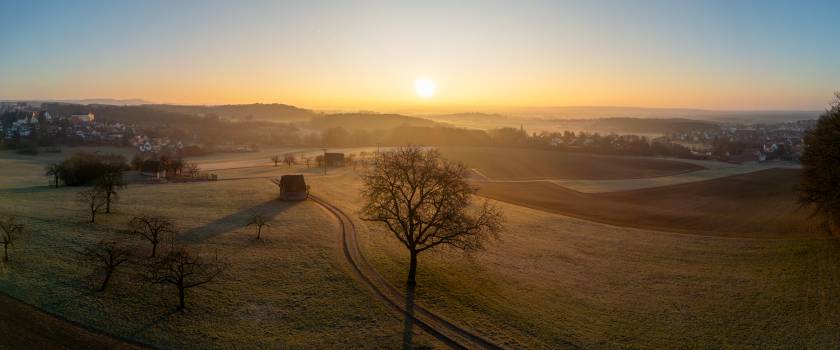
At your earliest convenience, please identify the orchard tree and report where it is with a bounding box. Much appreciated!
[283,153,296,167]
[799,92,840,235]
[360,146,504,286]
[78,187,108,223]
[81,240,132,291]
[127,215,177,257]
[95,169,126,213]
[247,213,270,240]
[45,163,63,187]
[144,246,226,310]
[0,216,24,262]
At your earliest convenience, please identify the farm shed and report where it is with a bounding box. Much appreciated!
[272,174,309,201]
[325,153,345,167]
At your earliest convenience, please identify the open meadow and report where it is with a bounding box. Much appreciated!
[2,147,839,349]
[0,152,440,349]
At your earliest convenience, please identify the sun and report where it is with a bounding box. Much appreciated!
[415,78,436,98]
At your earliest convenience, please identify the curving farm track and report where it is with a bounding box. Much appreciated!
[309,195,508,350]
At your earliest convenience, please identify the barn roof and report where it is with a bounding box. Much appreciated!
[279,174,307,192]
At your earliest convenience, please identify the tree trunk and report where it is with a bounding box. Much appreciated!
[99,269,113,291]
[90,209,96,223]
[256,227,262,240]
[151,242,157,257]
[407,251,418,286]
[178,285,186,310]
[2,243,8,262]
[105,192,112,213]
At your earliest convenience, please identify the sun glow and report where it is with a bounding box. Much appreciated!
[415,78,436,98]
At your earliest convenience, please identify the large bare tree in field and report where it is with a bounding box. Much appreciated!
[360,146,504,286]
[78,187,108,223]
[127,215,176,257]
[81,240,132,291]
[0,217,24,262]
[144,246,226,310]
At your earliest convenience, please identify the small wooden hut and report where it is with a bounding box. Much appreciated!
[272,174,309,201]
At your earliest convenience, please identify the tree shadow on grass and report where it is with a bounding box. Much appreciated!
[402,284,417,350]
[179,199,299,243]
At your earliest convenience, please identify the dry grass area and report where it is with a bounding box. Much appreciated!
[308,171,840,349]
[478,168,820,238]
[0,158,440,349]
[437,146,704,180]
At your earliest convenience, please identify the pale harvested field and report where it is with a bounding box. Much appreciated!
[0,157,440,349]
[437,146,704,180]
[308,170,840,349]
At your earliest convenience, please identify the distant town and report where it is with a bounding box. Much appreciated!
[1,101,816,163]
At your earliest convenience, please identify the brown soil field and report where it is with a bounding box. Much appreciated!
[437,146,705,180]
[477,168,821,238]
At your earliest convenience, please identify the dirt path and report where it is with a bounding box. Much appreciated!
[309,195,510,350]
[0,292,148,350]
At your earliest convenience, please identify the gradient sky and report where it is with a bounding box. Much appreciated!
[1,0,838,111]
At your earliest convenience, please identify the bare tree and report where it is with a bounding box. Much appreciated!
[78,187,108,223]
[247,213,270,240]
[0,217,24,262]
[270,155,280,167]
[346,153,357,170]
[303,156,312,168]
[81,240,132,291]
[45,163,63,188]
[360,146,504,286]
[127,215,176,257]
[95,170,126,214]
[283,153,296,167]
[144,246,226,309]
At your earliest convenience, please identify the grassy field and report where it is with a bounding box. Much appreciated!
[307,170,840,349]
[437,146,704,180]
[4,148,839,349]
[477,168,820,238]
[0,157,440,349]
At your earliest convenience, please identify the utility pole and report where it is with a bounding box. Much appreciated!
[321,148,327,175]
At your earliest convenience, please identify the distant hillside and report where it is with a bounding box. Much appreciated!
[148,103,317,122]
[40,103,200,125]
[497,106,820,123]
[310,113,439,131]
